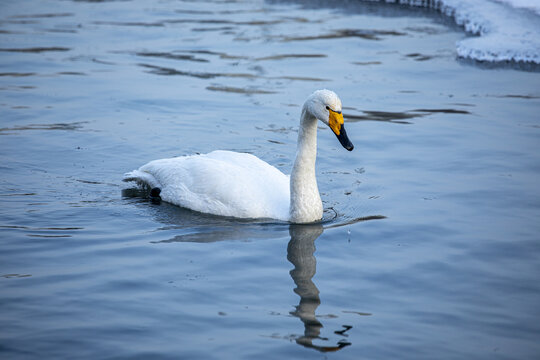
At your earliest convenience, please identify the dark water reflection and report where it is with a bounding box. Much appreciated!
[121,188,380,352]
[288,224,352,352]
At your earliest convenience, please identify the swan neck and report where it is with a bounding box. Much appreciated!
[296,108,318,164]
[289,107,322,223]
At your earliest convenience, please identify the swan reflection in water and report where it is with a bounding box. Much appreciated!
[288,224,351,352]
[122,193,356,351]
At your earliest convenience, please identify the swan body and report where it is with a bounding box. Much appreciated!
[124,89,354,223]
[124,150,290,220]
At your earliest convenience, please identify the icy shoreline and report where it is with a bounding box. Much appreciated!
[370,0,540,64]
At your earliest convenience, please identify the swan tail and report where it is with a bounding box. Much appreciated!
[123,170,161,190]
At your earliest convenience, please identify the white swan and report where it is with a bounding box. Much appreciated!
[123,89,354,223]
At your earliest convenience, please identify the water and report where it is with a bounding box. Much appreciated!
[1,0,540,359]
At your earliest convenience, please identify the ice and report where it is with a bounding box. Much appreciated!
[377,0,540,63]
[495,0,540,16]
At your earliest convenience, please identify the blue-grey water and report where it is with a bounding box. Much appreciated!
[1,1,540,359]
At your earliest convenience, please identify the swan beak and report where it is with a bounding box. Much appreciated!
[329,110,354,151]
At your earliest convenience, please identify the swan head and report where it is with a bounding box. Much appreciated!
[305,89,354,151]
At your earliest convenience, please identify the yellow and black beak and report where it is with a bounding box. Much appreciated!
[328,108,354,151]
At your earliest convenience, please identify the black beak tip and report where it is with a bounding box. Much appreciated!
[336,126,354,151]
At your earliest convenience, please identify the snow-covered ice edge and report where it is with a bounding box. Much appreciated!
[369,0,540,64]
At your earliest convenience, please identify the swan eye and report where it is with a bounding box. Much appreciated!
[326,105,342,115]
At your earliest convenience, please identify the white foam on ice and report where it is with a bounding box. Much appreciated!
[377,0,540,63]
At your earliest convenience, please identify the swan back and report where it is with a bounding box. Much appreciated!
[126,151,290,220]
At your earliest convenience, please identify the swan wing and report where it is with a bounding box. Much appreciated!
[124,150,290,220]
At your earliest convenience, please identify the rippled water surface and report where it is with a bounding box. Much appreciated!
[1,1,540,359]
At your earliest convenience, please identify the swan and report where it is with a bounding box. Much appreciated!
[123,89,354,223]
